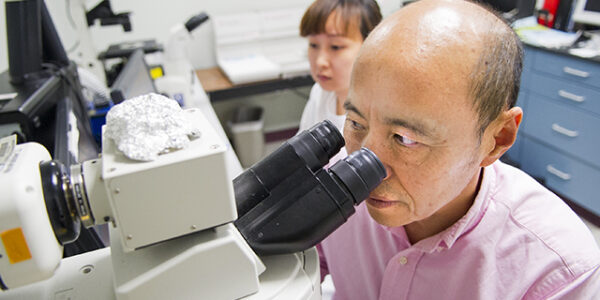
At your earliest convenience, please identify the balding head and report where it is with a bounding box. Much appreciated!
[353,0,523,136]
[342,0,524,230]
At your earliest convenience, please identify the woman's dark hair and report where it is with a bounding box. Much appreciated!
[300,0,382,40]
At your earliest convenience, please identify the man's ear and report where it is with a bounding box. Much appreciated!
[480,107,523,167]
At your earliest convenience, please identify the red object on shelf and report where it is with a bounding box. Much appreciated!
[538,0,561,27]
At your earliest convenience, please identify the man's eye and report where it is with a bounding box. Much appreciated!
[393,134,418,147]
[349,120,364,130]
[331,45,344,51]
[309,43,318,49]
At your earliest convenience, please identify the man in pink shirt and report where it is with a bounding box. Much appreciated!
[318,0,600,299]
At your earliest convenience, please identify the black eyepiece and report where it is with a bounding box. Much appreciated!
[234,121,386,255]
[287,120,344,171]
[234,120,344,217]
[330,148,386,205]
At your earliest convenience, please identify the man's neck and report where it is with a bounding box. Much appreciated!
[404,168,484,245]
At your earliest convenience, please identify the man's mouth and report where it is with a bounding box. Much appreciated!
[366,197,399,209]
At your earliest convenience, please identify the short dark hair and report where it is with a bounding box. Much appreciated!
[300,0,382,40]
[469,3,524,136]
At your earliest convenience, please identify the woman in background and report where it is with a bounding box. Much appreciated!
[298,0,382,162]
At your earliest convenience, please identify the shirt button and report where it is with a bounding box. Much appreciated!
[398,256,408,265]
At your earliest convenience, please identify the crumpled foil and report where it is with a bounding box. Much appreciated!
[104,93,200,161]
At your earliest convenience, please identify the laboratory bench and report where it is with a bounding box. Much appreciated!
[195,67,314,102]
[505,44,600,225]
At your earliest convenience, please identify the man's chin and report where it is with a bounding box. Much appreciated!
[365,205,408,228]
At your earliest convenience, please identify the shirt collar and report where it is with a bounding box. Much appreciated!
[382,164,497,253]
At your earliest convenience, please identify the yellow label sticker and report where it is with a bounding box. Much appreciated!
[1,228,32,264]
[149,67,164,79]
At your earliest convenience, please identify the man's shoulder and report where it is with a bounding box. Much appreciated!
[489,160,574,220]
[484,161,600,295]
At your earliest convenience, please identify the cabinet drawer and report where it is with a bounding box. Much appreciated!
[521,49,534,88]
[533,50,600,90]
[524,96,600,168]
[529,72,600,116]
[523,48,534,71]
[521,137,600,215]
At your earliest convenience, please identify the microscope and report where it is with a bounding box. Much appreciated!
[0,107,385,299]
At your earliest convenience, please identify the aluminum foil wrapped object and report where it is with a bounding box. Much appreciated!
[104,93,201,161]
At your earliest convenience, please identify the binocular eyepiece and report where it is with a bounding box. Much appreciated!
[234,120,386,255]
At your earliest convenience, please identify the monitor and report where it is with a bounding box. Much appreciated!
[572,0,600,27]
[109,49,157,103]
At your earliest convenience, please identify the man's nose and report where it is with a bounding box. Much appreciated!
[361,136,392,181]
[381,165,392,181]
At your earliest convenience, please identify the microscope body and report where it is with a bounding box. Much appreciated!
[93,107,265,299]
[0,110,268,299]
[96,107,236,252]
[0,105,384,299]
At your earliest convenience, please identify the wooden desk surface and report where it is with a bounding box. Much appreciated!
[195,67,314,102]
[195,67,233,92]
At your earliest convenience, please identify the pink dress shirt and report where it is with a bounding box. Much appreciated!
[318,161,600,299]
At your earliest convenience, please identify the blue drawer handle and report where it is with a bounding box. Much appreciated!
[558,90,585,103]
[551,123,579,137]
[546,165,572,181]
[563,66,590,78]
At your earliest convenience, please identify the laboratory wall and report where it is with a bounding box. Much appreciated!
[0,0,402,73]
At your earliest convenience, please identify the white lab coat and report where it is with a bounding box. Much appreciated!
[298,83,348,166]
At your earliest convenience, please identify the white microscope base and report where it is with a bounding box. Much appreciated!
[0,247,114,300]
[0,242,320,300]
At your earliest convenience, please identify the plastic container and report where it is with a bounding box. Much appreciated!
[228,106,265,168]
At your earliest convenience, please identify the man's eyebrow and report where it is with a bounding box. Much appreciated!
[343,101,365,119]
[344,100,434,137]
[384,117,433,138]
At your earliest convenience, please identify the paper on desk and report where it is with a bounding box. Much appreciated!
[513,16,579,49]
[569,47,599,58]
[516,26,579,48]
[569,33,600,58]
[217,53,281,84]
